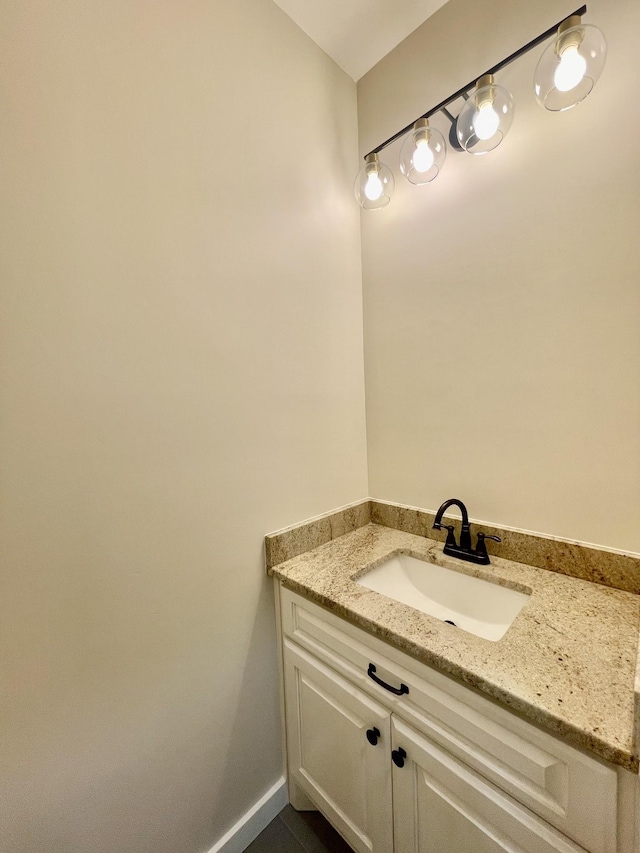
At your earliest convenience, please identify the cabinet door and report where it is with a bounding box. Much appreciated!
[283,639,394,853]
[391,718,586,853]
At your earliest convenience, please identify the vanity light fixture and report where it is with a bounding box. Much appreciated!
[533,14,607,111]
[354,152,395,209]
[399,118,447,184]
[456,75,514,155]
[355,4,606,209]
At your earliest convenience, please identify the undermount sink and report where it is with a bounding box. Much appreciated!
[355,552,530,641]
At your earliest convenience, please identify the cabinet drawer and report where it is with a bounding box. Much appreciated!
[279,584,617,853]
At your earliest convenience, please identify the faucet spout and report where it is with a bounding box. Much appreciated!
[433,498,471,549]
[432,497,501,565]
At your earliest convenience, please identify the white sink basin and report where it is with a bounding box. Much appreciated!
[355,552,530,641]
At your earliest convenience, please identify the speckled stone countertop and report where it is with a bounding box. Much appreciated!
[269,523,640,771]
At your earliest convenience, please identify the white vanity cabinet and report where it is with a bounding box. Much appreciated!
[277,583,630,853]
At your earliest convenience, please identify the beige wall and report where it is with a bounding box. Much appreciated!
[0,2,367,851]
[359,0,640,552]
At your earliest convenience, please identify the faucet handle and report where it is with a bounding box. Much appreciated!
[475,531,501,557]
[434,523,457,548]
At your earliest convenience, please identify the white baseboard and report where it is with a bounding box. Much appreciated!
[206,776,288,853]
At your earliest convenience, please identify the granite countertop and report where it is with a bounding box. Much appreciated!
[269,522,640,771]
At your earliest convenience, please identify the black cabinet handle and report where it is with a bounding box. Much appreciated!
[367,663,409,696]
[366,727,381,746]
[391,747,407,768]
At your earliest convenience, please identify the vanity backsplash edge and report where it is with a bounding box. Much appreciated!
[265,498,640,595]
[264,500,373,569]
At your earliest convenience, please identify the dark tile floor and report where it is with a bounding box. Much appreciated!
[244,805,354,853]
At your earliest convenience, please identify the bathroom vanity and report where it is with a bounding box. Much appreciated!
[266,503,640,853]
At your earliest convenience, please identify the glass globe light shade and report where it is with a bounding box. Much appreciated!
[399,118,447,185]
[533,17,607,111]
[456,75,514,155]
[354,153,395,210]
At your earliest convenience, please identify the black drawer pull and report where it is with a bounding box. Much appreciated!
[392,747,407,768]
[367,663,409,696]
[366,727,381,746]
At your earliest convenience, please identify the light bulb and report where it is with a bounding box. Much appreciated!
[554,45,587,92]
[533,17,606,111]
[458,76,513,154]
[364,171,383,201]
[473,102,500,141]
[399,120,446,184]
[355,153,394,208]
[412,138,435,173]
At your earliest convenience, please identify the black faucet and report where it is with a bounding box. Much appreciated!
[432,498,501,565]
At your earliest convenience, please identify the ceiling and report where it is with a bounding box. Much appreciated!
[271,0,451,81]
